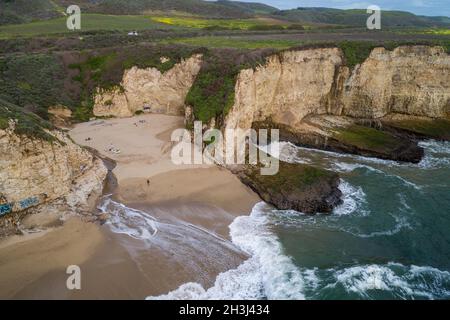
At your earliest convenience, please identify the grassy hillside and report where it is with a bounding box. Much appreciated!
[273,7,450,28]
[0,43,202,122]
[0,97,55,141]
[0,0,62,25]
[0,0,271,25]
[0,14,170,39]
[67,44,202,121]
[0,53,74,119]
[161,36,299,49]
[216,0,278,15]
[3,1,448,28]
[87,0,252,18]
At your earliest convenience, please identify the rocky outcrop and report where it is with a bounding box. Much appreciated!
[225,48,347,131]
[226,46,449,132]
[93,54,203,117]
[224,46,450,162]
[231,161,342,214]
[0,126,107,222]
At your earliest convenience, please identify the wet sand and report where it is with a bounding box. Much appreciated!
[0,218,104,299]
[0,114,259,299]
[117,167,258,217]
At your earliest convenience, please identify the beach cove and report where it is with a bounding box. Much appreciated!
[0,113,259,299]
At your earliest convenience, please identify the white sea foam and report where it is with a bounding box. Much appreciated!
[103,139,450,300]
[267,141,438,194]
[355,215,412,238]
[326,262,450,299]
[99,196,254,284]
[333,180,368,216]
[292,144,401,167]
[98,196,158,240]
[419,140,450,155]
[104,197,450,300]
[418,140,450,169]
[332,265,411,295]
[398,193,412,211]
[259,141,311,164]
[147,202,308,300]
[272,139,450,172]
[332,162,382,174]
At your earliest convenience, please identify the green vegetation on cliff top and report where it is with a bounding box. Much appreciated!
[68,44,203,121]
[185,40,450,125]
[151,16,309,31]
[0,97,55,141]
[0,53,74,119]
[247,163,333,193]
[1,38,449,134]
[186,48,276,124]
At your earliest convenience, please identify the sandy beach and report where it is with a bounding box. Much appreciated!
[70,113,259,229]
[0,114,259,299]
[0,217,104,298]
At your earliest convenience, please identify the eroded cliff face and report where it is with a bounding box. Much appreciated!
[0,126,107,219]
[342,46,450,119]
[225,48,348,131]
[93,54,203,117]
[225,46,450,132]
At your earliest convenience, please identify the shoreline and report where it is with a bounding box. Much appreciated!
[0,114,259,299]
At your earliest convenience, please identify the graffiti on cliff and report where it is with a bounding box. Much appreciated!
[0,196,41,217]
[18,196,39,210]
[0,203,13,216]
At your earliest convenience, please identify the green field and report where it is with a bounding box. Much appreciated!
[396,27,450,36]
[0,14,170,39]
[151,16,289,30]
[160,36,301,49]
[422,28,450,35]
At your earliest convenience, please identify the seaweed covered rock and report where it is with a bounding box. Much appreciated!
[381,114,450,141]
[232,161,342,214]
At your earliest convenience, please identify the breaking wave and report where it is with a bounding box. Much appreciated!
[147,202,312,300]
[334,180,368,216]
[103,139,450,300]
[418,140,450,169]
[148,200,450,300]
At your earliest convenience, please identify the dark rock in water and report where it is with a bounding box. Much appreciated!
[231,162,342,214]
